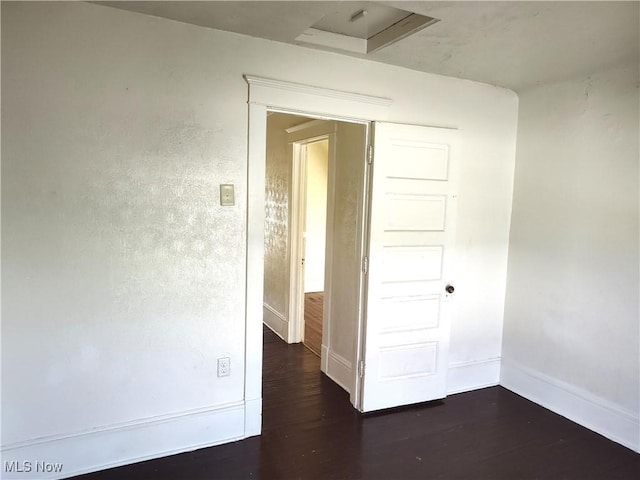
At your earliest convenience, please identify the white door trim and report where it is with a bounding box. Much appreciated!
[244,75,393,110]
[289,141,306,344]
[288,133,335,345]
[245,101,267,437]
[244,75,392,434]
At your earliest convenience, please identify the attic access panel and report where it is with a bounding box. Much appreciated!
[296,2,439,54]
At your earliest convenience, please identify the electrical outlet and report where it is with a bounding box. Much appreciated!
[217,357,231,377]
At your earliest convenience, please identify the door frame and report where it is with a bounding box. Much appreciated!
[289,133,334,345]
[244,75,392,434]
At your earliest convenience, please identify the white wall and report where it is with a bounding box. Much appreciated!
[1,2,517,477]
[303,140,328,293]
[322,122,368,393]
[501,62,640,451]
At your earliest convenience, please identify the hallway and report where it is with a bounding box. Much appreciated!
[303,292,323,357]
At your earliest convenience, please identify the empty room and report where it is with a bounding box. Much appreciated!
[1,1,638,479]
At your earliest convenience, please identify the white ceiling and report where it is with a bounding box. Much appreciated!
[97,1,639,91]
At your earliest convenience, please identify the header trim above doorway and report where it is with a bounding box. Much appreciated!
[244,75,393,108]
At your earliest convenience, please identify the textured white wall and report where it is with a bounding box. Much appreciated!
[328,123,368,365]
[502,63,639,448]
[2,2,251,445]
[264,114,307,317]
[1,1,518,475]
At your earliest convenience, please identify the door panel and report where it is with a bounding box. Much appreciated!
[360,122,458,412]
[385,141,450,180]
[386,194,447,231]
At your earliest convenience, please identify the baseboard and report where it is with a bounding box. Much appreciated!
[1,402,246,479]
[500,359,640,453]
[322,345,352,394]
[446,357,501,395]
[244,398,262,437]
[263,303,287,341]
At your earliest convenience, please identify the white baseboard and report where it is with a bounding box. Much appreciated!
[447,357,501,395]
[244,398,262,437]
[1,402,246,479]
[322,345,352,394]
[263,303,287,341]
[500,359,640,453]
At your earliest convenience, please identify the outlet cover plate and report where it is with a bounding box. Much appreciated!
[217,357,231,377]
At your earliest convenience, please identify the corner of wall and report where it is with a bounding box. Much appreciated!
[500,359,640,453]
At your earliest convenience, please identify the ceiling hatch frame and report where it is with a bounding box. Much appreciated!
[296,7,440,55]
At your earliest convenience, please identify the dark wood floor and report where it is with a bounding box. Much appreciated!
[303,291,323,357]
[75,327,639,479]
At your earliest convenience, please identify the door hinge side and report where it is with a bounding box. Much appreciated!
[359,360,365,378]
[362,256,368,274]
[367,144,373,165]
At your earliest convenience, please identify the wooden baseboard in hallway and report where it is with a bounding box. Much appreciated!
[303,291,323,357]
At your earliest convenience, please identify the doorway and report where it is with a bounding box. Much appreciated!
[243,77,393,436]
[262,111,369,403]
[299,138,329,357]
[246,75,459,433]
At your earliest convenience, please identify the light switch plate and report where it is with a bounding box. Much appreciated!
[220,184,235,206]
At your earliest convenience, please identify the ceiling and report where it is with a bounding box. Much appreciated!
[97,1,639,91]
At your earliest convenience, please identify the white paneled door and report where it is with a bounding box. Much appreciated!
[359,122,459,412]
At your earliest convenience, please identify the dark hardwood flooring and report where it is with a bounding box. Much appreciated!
[75,327,640,479]
[303,292,323,357]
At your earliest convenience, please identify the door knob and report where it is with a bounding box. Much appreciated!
[445,284,455,294]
